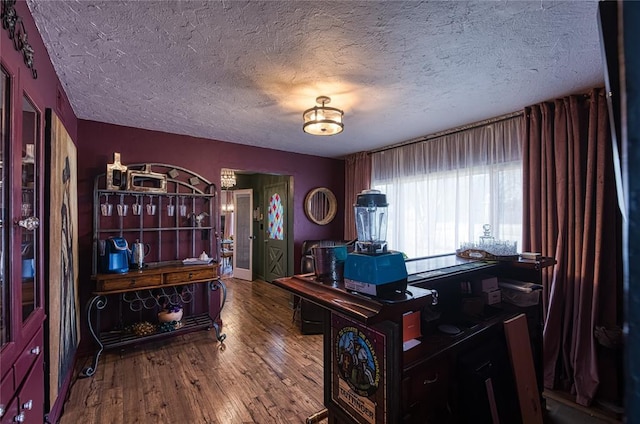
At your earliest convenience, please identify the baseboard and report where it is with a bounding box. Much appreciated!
[543,389,623,423]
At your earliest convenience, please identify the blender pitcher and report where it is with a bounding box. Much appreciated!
[354,189,388,254]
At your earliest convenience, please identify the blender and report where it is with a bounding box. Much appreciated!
[343,189,408,297]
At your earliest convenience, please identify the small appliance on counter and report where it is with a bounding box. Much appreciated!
[130,239,150,269]
[344,189,408,297]
[98,237,130,274]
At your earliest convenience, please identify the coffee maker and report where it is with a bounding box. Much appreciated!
[98,237,130,274]
[343,190,408,297]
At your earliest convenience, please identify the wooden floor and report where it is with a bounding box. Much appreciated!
[60,277,620,424]
[60,278,325,423]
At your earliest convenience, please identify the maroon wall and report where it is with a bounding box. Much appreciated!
[76,120,346,284]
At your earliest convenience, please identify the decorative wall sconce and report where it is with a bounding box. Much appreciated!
[303,96,344,136]
[221,168,236,188]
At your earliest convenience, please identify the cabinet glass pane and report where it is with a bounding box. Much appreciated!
[21,95,38,322]
[0,69,8,346]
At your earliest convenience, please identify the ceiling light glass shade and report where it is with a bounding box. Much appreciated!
[220,168,236,188]
[303,96,344,136]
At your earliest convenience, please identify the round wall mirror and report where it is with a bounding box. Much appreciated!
[305,187,337,225]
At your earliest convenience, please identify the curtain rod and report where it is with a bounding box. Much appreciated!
[369,110,524,155]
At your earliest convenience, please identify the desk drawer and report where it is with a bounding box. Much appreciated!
[17,354,44,424]
[13,329,43,392]
[164,268,215,285]
[0,396,18,424]
[0,368,15,418]
[97,274,162,291]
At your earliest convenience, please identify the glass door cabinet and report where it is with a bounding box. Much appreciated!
[0,65,45,423]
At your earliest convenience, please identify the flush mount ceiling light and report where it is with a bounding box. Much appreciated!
[303,96,344,136]
[220,168,236,188]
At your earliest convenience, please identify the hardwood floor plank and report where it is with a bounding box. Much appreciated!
[59,277,617,423]
[61,278,324,423]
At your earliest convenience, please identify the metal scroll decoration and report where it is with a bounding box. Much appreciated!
[1,0,38,79]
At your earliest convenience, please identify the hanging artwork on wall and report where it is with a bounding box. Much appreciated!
[45,109,79,412]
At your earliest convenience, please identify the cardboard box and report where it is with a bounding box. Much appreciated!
[483,289,502,305]
[402,310,422,351]
[403,310,421,341]
[473,276,499,294]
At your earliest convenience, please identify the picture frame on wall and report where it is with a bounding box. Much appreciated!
[45,109,80,413]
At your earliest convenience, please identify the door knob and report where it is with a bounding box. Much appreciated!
[16,216,39,230]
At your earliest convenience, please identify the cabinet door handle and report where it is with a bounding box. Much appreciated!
[424,373,439,384]
[0,404,5,417]
[14,412,25,422]
[22,400,32,411]
[30,346,40,355]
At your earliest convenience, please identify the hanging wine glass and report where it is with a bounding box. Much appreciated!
[146,195,156,215]
[100,193,113,216]
[179,196,187,217]
[117,194,128,216]
[132,195,142,215]
[167,196,175,217]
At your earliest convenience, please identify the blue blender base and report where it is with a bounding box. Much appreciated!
[344,251,408,297]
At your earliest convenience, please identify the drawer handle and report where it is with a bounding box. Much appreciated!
[424,373,439,384]
[129,280,136,286]
[14,412,25,422]
[188,273,193,279]
[30,346,40,355]
[22,400,32,411]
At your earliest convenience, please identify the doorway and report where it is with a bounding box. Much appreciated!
[220,171,293,282]
[264,182,288,282]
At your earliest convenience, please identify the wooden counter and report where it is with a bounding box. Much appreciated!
[272,273,436,326]
[274,254,555,424]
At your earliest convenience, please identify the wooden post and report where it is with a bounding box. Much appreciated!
[504,314,543,424]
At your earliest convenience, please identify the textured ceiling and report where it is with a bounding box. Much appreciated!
[27,0,603,158]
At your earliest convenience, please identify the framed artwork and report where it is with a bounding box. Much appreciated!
[45,109,79,410]
[330,312,387,424]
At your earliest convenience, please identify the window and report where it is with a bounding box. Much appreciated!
[371,117,523,259]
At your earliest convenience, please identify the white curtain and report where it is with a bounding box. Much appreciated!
[371,116,523,259]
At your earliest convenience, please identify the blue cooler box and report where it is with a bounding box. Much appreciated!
[344,251,408,297]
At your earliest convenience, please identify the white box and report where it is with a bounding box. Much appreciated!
[483,289,502,305]
[473,276,499,294]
